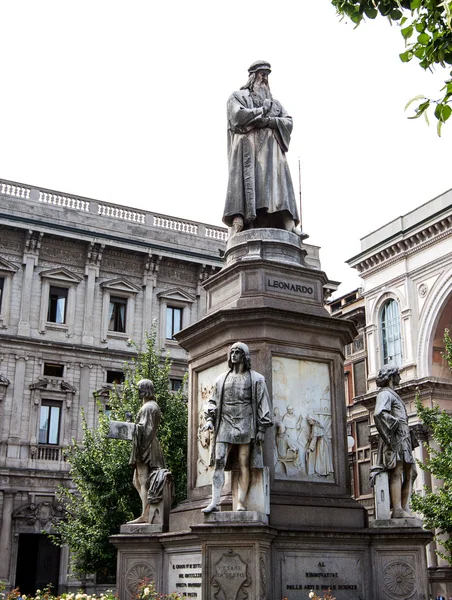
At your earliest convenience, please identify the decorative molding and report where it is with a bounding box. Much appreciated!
[100,277,141,294]
[39,266,83,284]
[13,500,66,527]
[157,287,196,303]
[0,256,19,273]
[353,217,452,277]
[30,377,76,408]
[383,560,415,599]
[87,242,105,266]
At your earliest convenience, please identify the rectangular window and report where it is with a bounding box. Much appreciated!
[109,296,127,332]
[43,363,64,377]
[47,286,68,324]
[356,419,369,448]
[106,370,125,384]
[358,461,371,496]
[39,401,62,445]
[353,360,367,396]
[0,277,4,312]
[170,378,183,392]
[166,306,182,339]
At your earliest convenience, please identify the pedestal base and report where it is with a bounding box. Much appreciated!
[111,525,432,600]
[203,510,268,525]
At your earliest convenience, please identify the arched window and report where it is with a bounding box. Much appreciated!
[380,299,402,366]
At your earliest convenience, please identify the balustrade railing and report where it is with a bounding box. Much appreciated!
[0,181,31,199]
[39,190,90,212]
[0,178,228,241]
[37,445,64,461]
[98,202,145,224]
[153,215,198,234]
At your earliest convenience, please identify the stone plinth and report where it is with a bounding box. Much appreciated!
[371,516,424,529]
[111,524,432,600]
[203,510,268,525]
[225,228,307,267]
[113,230,432,600]
[174,231,366,532]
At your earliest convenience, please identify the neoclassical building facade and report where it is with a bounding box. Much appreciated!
[0,178,229,592]
[345,188,452,596]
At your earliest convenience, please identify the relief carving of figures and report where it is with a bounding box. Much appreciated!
[272,358,334,482]
[196,383,214,487]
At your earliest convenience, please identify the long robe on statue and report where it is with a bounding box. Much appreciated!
[129,400,165,470]
[223,89,300,228]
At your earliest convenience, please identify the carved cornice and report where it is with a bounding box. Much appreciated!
[352,216,452,276]
[13,500,66,525]
[30,377,76,408]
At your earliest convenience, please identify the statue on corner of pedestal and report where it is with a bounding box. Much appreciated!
[128,378,173,524]
[372,365,418,518]
[201,342,273,513]
[223,61,301,236]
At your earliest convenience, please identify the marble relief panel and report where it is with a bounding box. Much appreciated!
[272,357,334,482]
[195,361,227,488]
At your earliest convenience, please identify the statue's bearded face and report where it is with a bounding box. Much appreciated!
[253,70,271,101]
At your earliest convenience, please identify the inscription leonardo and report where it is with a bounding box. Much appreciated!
[266,278,314,295]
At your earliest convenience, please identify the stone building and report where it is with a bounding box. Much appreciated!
[329,189,452,596]
[0,178,228,593]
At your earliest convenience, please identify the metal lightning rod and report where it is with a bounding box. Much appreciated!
[298,157,302,232]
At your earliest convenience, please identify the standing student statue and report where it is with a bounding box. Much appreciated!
[223,61,300,235]
[202,342,273,513]
[374,366,417,518]
[128,378,166,524]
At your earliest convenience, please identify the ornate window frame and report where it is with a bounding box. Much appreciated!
[100,277,141,342]
[379,297,403,367]
[157,288,195,347]
[39,267,82,336]
[29,377,76,457]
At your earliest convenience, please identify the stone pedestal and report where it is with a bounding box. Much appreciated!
[172,229,365,532]
[193,522,274,600]
[113,230,432,600]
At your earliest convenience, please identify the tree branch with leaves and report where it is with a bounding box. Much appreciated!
[50,330,188,579]
[411,329,452,564]
[331,0,452,134]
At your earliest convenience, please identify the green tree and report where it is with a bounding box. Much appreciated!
[411,328,452,563]
[331,0,452,134]
[51,330,188,579]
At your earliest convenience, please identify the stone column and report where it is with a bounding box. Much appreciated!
[0,490,16,581]
[142,274,156,348]
[18,253,38,337]
[8,356,28,453]
[83,263,100,345]
[142,252,161,349]
[78,364,93,432]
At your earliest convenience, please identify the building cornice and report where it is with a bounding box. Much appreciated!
[348,214,452,277]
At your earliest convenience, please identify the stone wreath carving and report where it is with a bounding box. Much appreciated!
[383,560,415,598]
[125,563,155,597]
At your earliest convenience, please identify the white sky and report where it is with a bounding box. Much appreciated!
[1,1,451,297]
